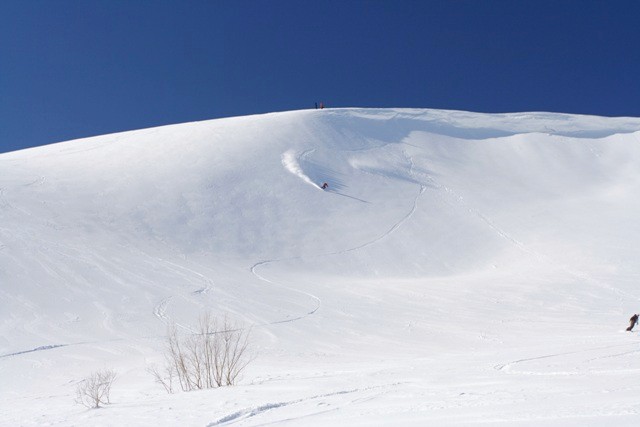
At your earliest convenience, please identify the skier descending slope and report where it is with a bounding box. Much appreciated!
[627,314,638,331]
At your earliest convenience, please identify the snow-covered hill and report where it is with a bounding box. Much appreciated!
[2,108,640,425]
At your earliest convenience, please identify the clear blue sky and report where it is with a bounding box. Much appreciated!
[2,0,640,153]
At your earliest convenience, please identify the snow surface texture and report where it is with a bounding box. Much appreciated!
[2,108,640,425]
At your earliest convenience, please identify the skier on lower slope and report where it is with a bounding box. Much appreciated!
[627,314,638,331]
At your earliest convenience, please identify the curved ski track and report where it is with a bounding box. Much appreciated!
[1,147,428,358]
[249,148,428,327]
[494,341,640,376]
[207,383,400,426]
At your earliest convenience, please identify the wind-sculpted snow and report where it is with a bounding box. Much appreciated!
[2,108,640,425]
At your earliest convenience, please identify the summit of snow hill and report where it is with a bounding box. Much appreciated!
[3,108,640,426]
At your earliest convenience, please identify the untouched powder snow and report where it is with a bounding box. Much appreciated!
[2,108,640,425]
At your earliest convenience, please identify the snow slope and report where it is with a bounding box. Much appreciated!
[2,108,640,425]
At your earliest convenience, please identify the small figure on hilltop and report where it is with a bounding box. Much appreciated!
[321,182,328,190]
[627,314,639,331]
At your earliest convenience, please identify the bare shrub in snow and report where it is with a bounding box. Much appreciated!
[75,369,117,409]
[148,363,175,394]
[153,313,252,393]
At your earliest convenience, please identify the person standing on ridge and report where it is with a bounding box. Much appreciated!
[627,314,639,331]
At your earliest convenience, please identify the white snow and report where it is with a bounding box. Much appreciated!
[2,108,640,425]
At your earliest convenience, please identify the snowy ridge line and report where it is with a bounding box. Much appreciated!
[207,383,400,426]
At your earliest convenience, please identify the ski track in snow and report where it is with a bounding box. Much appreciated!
[0,187,9,209]
[23,176,46,187]
[1,253,208,358]
[250,260,322,326]
[146,256,216,331]
[0,338,127,359]
[0,185,36,219]
[403,144,640,380]
[153,297,171,324]
[207,384,399,426]
[494,341,640,375]
[408,143,639,306]
[409,159,541,262]
[251,147,428,327]
[0,344,69,358]
[339,150,426,255]
[3,137,631,370]
[5,115,640,425]
[159,258,216,295]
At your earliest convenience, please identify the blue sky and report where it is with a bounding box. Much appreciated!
[1,0,640,153]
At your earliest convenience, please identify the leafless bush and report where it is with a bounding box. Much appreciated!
[147,363,175,394]
[75,369,117,408]
[152,313,252,393]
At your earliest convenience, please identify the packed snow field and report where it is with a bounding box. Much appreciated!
[2,108,640,425]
